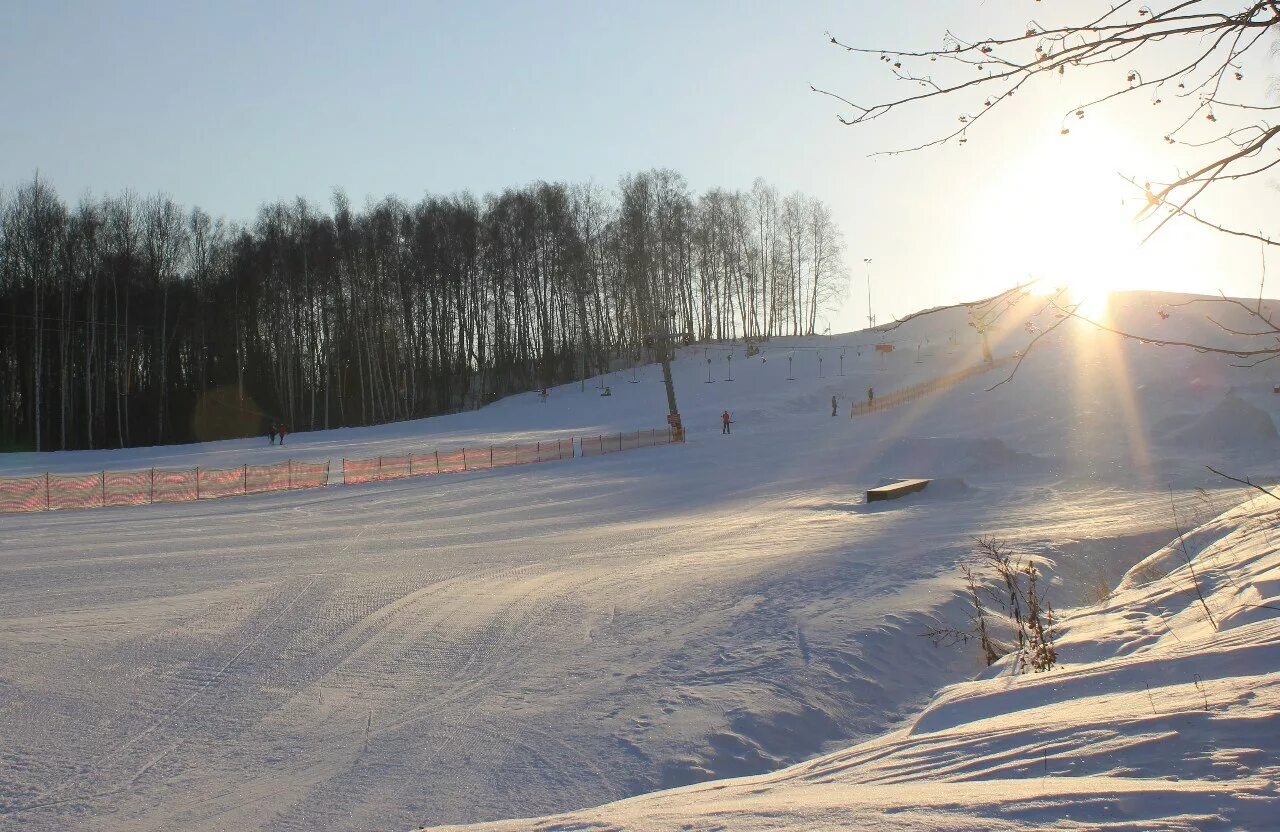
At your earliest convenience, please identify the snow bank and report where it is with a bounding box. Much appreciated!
[1166,390,1279,448]
[425,496,1280,831]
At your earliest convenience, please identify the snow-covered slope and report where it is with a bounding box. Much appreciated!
[428,494,1280,832]
[2,290,1278,831]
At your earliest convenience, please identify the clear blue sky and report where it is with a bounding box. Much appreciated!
[3,1,1276,330]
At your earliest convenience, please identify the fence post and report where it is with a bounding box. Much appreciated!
[195,467,201,500]
[618,433,623,452]
[45,472,51,511]
[462,448,467,471]
[150,468,155,504]
[409,455,414,477]
[324,460,330,486]
[342,458,347,485]
[537,440,541,462]
[101,471,106,507]
[377,456,382,481]
[244,464,248,494]
[288,459,294,489]
[490,446,494,467]
[435,450,440,473]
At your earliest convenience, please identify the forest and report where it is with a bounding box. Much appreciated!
[0,170,845,451]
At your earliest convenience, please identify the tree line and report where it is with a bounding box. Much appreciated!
[0,170,845,452]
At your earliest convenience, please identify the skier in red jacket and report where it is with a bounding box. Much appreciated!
[277,423,288,446]
[721,410,732,435]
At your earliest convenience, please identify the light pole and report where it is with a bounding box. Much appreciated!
[725,353,733,382]
[865,257,875,327]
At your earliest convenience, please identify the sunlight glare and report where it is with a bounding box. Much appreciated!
[970,119,1214,318]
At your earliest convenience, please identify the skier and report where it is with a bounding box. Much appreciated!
[831,395,838,417]
[278,423,288,446]
[721,410,732,435]
[267,423,277,446]
[867,387,875,408]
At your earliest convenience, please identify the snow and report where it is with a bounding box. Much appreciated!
[1,290,1278,831]
[427,495,1280,831]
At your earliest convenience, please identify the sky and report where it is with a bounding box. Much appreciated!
[3,0,1278,332]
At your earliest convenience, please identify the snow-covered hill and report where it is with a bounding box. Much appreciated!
[2,290,1278,831]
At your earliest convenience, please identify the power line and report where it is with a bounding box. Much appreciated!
[0,310,162,332]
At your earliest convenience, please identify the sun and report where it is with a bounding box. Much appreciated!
[967,119,1206,319]
[1036,276,1111,320]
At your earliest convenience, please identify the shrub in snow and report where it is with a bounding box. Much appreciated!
[925,538,1057,673]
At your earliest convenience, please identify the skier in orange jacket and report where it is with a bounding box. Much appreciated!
[721,410,732,435]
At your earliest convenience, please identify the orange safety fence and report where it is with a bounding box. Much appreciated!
[850,356,1013,417]
[0,459,331,513]
[579,428,678,457]
[106,470,152,507]
[1,427,679,515]
[342,438,573,484]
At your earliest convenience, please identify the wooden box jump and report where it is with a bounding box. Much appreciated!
[866,478,931,502]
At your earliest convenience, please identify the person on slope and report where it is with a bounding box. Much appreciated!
[267,423,277,445]
[831,395,838,417]
[867,387,875,408]
[278,423,288,446]
[721,410,732,435]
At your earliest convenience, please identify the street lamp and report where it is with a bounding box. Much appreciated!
[865,256,875,327]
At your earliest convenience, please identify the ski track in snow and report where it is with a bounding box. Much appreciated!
[2,291,1279,830]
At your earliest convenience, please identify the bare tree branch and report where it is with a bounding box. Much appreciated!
[821,1,1280,244]
[1206,465,1280,503]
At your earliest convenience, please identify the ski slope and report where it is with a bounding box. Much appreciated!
[2,291,1278,831]
[430,495,1280,832]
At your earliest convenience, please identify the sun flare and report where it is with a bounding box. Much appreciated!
[1036,278,1111,320]
[969,120,1215,320]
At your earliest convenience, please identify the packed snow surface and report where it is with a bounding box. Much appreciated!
[427,494,1280,831]
[1,291,1278,831]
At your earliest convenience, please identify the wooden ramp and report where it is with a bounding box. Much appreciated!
[866,478,931,503]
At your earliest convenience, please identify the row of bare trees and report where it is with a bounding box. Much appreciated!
[0,170,846,451]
